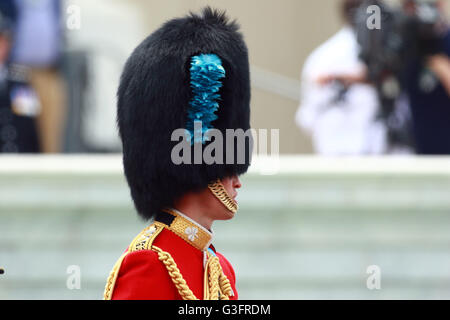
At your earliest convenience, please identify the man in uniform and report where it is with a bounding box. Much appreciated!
[104,7,251,300]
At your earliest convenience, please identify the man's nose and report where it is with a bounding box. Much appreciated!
[233,176,242,189]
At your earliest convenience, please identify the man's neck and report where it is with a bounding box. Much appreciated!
[173,202,214,231]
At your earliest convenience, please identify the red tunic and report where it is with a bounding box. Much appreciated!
[104,209,238,300]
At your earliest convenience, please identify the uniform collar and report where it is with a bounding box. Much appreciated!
[155,208,213,252]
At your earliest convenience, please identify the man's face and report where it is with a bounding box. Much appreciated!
[206,175,242,221]
[341,0,364,26]
[220,175,242,205]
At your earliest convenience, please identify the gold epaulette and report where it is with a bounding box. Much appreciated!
[103,223,163,300]
[129,223,164,252]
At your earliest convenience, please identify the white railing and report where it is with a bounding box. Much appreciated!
[0,154,449,175]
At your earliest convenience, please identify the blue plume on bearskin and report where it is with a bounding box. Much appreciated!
[187,53,225,144]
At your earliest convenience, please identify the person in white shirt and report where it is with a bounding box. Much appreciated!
[296,0,388,155]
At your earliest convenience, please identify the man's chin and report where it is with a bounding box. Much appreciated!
[217,207,237,220]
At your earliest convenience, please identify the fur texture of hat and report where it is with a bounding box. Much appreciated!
[117,7,251,220]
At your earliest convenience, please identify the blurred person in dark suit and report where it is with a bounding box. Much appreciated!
[401,0,450,154]
[0,1,18,25]
[11,0,66,153]
[349,0,450,154]
[0,9,40,153]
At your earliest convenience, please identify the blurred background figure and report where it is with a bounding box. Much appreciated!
[401,0,450,154]
[295,0,390,155]
[11,0,66,153]
[0,3,40,153]
[355,0,450,154]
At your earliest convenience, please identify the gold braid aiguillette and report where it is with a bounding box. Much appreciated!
[208,180,238,214]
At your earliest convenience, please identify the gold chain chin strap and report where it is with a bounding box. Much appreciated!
[152,245,232,300]
[208,179,238,214]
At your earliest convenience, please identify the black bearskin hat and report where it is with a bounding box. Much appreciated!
[117,7,251,220]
